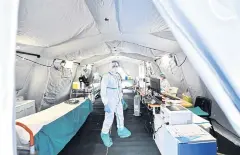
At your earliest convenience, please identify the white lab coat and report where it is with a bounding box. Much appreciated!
[101,71,124,134]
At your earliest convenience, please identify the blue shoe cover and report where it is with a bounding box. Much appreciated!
[101,133,113,147]
[117,127,131,138]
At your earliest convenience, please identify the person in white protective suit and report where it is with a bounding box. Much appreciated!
[100,61,131,147]
[160,73,170,93]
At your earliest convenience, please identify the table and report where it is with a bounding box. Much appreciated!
[148,104,161,115]
[154,113,215,155]
[138,89,193,108]
[139,90,214,154]
[147,103,211,130]
[162,92,193,108]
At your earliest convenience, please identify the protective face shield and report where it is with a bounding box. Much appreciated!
[111,61,119,73]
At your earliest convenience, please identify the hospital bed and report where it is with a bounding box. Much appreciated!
[16,98,93,155]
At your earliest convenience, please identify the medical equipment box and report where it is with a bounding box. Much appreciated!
[16,100,36,119]
[160,105,192,125]
[164,124,217,155]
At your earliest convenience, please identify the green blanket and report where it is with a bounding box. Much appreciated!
[188,106,209,116]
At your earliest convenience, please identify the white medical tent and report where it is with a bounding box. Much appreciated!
[1,0,240,154]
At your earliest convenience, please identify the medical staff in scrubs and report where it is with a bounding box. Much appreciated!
[100,61,131,147]
[160,73,170,92]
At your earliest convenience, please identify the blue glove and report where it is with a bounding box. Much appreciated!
[121,99,125,105]
[104,104,111,113]
[122,99,128,110]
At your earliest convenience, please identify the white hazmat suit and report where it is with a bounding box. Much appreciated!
[100,61,131,147]
[101,71,124,133]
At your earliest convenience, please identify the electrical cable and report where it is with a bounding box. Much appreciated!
[154,125,162,134]
[16,55,52,67]
[155,54,187,68]
[153,125,163,139]
[17,55,80,68]
[176,56,187,67]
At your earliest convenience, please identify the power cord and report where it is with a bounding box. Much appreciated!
[154,125,162,133]
[153,125,162,139]
[17,55,80,68]
[16,54,52,67]
[176,56,187,67]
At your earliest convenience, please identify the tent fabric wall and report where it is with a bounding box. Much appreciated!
[205,88,238,137]
[16,58,51,111]
[40,65,76,111]
[157,52,206,100]
[95,61,139,79]
[0,1,19,155]
[153,0,240,136]
[16,58,78,112]
[177,52,206,100]
[24,59,51,112]
[12,0,240,146]
[15,55,35,92]
[157,51,239,142]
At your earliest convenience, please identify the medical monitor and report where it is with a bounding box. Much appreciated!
[150,77,160,94]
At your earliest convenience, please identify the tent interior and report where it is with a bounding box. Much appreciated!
[2,0,240,155]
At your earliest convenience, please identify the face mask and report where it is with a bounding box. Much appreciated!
[111,67,118,73]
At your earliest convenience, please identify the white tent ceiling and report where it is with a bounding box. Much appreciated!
[17,0,179,64]
[93,55,142,67]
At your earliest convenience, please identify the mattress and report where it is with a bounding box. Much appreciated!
[16,98,93,155]
[16,98,87,144]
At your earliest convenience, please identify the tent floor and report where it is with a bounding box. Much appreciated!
[15,94,240,155]
[58,93,240,155]
[215,130,240,155]
[17,93,240,155]
[59,93,160,155]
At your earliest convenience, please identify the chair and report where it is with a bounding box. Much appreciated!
[194,96,212,117]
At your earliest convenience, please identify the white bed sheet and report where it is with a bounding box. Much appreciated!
[16,98,86,144]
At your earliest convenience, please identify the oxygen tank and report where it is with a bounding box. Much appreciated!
[134,94,141,116]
